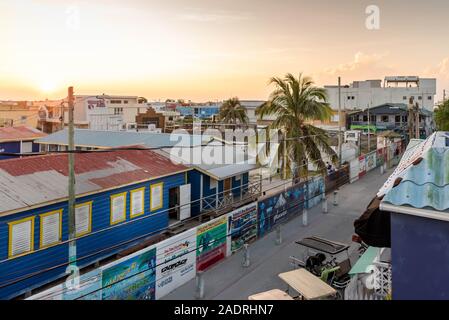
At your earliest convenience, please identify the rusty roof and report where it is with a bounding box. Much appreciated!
[0,149,188,215]
[0,126,46,143]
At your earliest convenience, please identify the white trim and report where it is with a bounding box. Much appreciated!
[380,202,449,222]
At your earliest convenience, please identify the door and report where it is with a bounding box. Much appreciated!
[168,187,179,220]
[224,178,231,195]
[179,184,191,221]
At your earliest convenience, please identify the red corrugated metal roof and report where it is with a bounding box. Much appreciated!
[0,149,186,180]
[0,126,46,142]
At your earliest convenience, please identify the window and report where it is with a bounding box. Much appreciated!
[123,100,128,104]
[347,96,351,100]
[114,108,124,115]
[363,115,368,122]
[418,96,422,100]
[75,202,92,236]
[110,100,122,104]
[111,193,127,225]
[428,96,432,100]
[381,115,389,122]
[352,96,355,100]
[403,96,407,100]
[370,115,376,122]
[21,141,33,153]
[130,187,145,218]
[395,115,401,123]
[39,210,62,248]
[8,217,35,258]
[150,182,164,211]
[402,116,408,122]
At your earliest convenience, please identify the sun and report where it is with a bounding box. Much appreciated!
[39,80,57,93]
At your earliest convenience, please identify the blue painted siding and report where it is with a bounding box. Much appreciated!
[187,170,201,216]
[391,213,449,300]
[0,141,20,160]
[0,172,185,299]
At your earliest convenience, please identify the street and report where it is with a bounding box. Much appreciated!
[164,166,392,300]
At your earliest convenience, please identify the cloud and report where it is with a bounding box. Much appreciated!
[423,57,449,79]
[323,52,390,76]
[177,11,252,23]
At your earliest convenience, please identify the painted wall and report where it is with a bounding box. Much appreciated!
[391,213,449,300]
[0,172,186,299]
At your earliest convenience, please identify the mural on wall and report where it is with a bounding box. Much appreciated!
[227,202,258,254]
[359,155,366,178]
[155,229,197,300]
[196,216,228,272]
[257,183,305,238]
[101,246,156,300]
[307,177,325,209]
[366,152,377,172]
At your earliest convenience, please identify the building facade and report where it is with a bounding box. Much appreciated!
[0,126,46,160]
[325,76,436,112]
[0,149,189,299]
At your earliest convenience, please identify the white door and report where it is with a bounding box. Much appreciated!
[179,184,191,221]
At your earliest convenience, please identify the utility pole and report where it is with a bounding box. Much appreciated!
[68,86,77,267]
[367,103,371,152]
[338,77,342,169]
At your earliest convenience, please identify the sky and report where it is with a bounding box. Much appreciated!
[1,0,449,102]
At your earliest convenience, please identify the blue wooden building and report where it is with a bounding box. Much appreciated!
[379,132,449,299]
[0,126,45,160]
[0,149,189,299]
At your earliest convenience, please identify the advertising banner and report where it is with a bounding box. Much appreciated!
[365,152,377,172]
[257,183,305,238]
[227,202,258,254]
[306,177,325,209]
[350,158,360,183]
[196,216,228,272]
[358,155,366,178]
[155,229,197,300]
[101,246,156,300]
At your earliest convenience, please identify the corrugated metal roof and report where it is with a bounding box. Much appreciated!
[380,132,449,211]
[0,149,188,215]
[36,129,211,148]
[161,140,259,180]
[0,126,46,142]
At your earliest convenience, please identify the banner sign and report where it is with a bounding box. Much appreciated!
[306,177,325,209]
[155,229,197,299]
[196,216,228,272]
[101,246,156,300]
[227,202,258,254]
[358,155,366,178]
[257,183,305,238]
[365,152,377,172]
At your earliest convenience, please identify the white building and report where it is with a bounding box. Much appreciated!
[324,76,436,112]
[72,94,147,130]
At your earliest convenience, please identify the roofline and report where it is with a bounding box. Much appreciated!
[0,167,192,218]
[0,137,44,143]
[380,202,449,223]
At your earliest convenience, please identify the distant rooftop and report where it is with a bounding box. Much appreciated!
[0,126,46,143]
[37,129,211,149]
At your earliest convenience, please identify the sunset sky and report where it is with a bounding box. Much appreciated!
[1,0,449,101]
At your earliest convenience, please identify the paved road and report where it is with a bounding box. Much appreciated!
[164,167,392,300]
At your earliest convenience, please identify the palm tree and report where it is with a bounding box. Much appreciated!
[435,100,449,131]
[218,97,249,124]
[256,73,337,179]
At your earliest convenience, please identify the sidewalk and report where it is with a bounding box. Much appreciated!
[164,167,392,300]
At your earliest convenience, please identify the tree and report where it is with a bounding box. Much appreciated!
[256,73,337,179]
[435,100,449,131]
[218,97,249,124]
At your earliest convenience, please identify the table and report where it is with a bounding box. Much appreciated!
[248,289,294,300]
[278,269,336,300]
